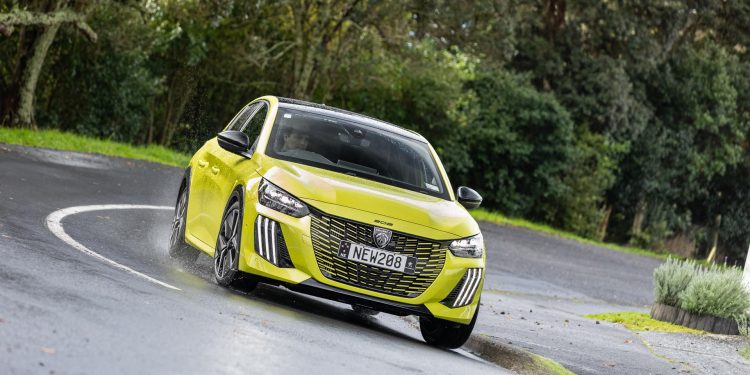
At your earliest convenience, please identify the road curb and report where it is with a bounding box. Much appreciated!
[401,316,573,374]
[464,333,574,375]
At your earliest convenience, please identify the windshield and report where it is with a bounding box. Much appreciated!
[266,106,449,200]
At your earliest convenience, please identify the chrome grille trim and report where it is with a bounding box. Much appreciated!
[310,210,447,298]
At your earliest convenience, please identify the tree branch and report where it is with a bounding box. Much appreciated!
[0,8,97,42]
[321,0,362,47]
[656,9,698,65]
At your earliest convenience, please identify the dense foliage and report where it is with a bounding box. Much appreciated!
[1,0,749,261]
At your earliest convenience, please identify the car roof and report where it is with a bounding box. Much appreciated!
[274,96,427,142]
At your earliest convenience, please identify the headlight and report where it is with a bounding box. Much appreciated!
[449,233,484,258]
[258,179,309,218]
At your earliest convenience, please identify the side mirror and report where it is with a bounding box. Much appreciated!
[217,130,251,157]
[457,186,482,209]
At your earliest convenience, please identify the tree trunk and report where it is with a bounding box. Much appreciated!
[597,205,612,242]
[290,1,319,99]
[1,27,37,125]
[630,199,647,238]
[742,243,750,293]
[706,214,722,263]
[0,5,97,127]
[543,0,566,39]
[14,22,60,128]
[288,0,362,99]
[159,68,196,146]
[145,98,155,145]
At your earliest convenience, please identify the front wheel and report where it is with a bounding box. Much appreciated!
[213,190,257,292]
[419,306,478,349]
[168,178,199,262]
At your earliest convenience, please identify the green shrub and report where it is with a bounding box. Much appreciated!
[653,258,698,306]
[679,267,750,320]
[453,69,576,223]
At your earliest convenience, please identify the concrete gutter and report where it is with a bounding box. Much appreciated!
[464,333,575,375]
[401,316,574,375]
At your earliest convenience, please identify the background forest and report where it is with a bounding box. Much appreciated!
[1,0,749,262]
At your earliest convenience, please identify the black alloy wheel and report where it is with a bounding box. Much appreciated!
[168,177,198,262]
[214,191,246,287]
[419,305,478,349]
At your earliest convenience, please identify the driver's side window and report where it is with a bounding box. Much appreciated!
[242,103,268,152]
[226,103,260,131]
[225,101,269,153]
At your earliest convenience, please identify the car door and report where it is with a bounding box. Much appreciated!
[202,101,269,249]
[190,102,261,247]
[185,140,215,247]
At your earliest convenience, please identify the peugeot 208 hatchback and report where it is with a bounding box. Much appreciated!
[169,96,485,348]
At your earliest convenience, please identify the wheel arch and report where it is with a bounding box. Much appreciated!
[218,183,247,233]
[178,166,192,225]
[228,183,245,208]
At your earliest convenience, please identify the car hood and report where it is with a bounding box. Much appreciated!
[259,159,478,239]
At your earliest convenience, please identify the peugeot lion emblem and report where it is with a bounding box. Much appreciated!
[373,227,392,248]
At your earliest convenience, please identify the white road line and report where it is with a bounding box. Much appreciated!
[46,204,181,291]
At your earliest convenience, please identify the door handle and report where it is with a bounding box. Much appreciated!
[197,160,208,168]
[210,166,220,175]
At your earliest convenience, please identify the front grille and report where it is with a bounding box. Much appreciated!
[310,210,447,298]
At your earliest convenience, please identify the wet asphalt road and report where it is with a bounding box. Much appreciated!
[0,144,666,374]
[0,145,504,374]
[480,219,662,307]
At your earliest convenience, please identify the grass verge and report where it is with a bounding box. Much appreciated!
[0,128,190,167]
[739,346,750,361]
[470,209,669,260]
[584,312,704,334]
[530,353,576,375]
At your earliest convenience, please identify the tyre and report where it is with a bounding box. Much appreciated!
[168,174,199,262]
[213,190,257,291]
[419,305,478,349]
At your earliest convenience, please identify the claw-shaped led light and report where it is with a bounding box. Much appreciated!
[259,179,309,218]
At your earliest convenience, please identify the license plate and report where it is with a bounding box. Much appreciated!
[337,241,417,274]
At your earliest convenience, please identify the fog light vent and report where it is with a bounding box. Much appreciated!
[442,268,483,308]
[254,215,294,268]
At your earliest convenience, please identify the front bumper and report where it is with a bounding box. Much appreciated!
[237,189,484,324]
[286,278,432,317]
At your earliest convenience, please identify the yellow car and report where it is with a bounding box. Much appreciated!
[169,96,485,348]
